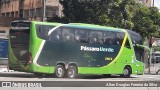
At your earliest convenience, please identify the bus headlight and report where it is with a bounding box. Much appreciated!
[132,60,137,64]
[135,70,138,74]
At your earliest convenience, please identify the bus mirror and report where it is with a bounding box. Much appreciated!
[136,44,140,47]
[135,44,143,48]
[133,44,136,47]
[133,40,136,44]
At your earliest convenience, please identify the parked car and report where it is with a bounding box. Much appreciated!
[152,51,160,63]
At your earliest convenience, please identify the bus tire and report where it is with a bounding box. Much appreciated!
[121,66,131,78]
[55,64,65,78]
[67,65,77,78]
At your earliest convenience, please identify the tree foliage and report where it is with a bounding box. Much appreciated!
[132,5,160,39]
[48,0,160,39]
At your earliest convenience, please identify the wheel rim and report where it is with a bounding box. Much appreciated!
[124,68,129,76]
[68,69,75,78]
[57,68,63,76]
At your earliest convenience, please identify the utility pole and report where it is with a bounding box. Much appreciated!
[148,48,152,74]
[42,0,46,22]
[152,0,154,7]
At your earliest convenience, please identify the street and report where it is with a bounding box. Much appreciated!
[0,72,160,81]
[0,72,159,90]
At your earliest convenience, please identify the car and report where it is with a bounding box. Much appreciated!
[152,51,160,63]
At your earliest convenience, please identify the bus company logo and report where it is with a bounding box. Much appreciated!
[80,46,114,52]
[2,82,12,87]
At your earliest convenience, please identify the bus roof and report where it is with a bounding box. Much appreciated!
[126,30,141,37]
[32,21,62,26]
[10,21,125,32]
[10,20,62,26]
[66,23,125,32]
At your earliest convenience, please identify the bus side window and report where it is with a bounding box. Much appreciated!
[49,27,61,41]
[36,25,46,39]
[104,31,116,45]
[125,39,131,49]
[75,29,89,43]
[36,25,54,40]
[89,31,103,44]
[62,27,74,42]
[116,32,125,45]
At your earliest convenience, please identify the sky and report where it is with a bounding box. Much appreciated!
[154,0,160,9]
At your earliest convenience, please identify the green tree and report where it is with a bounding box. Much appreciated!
[57,0,136,28]
[59,0,106,24]
[149,7,160,37]
[48,0,160,40]
[132,4,160,39]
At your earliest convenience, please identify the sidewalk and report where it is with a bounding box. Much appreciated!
[145,66,160,74]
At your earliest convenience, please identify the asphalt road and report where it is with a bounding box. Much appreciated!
[0,72,160,90]
[0,72,159,81]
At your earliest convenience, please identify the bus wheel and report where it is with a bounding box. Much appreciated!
[121,67,131,78]
[55,64,65,78]
[67,65,77,78]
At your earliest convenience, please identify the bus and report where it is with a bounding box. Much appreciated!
[8,21,144,78]
[0,28,8,59]
[0,28,9,72]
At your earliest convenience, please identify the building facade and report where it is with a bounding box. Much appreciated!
[0,0,63,21]
[0,0,156,25]
[136,0,153,7]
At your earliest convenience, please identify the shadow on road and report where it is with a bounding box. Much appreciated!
[0,72,35,78]
[76,75,136,79]
[0,72,136,79]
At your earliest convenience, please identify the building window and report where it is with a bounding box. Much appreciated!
[24,10,29,18]
[29,9,35,17]
[6,13,9,17]
[11,12,14,17]
[36,8,42,17]
[46,6,58,17]
[2,13,5,17]
[15,11,19,17]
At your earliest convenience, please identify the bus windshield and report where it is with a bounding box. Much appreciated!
[9,21,30,65]
[127,30,144,62]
